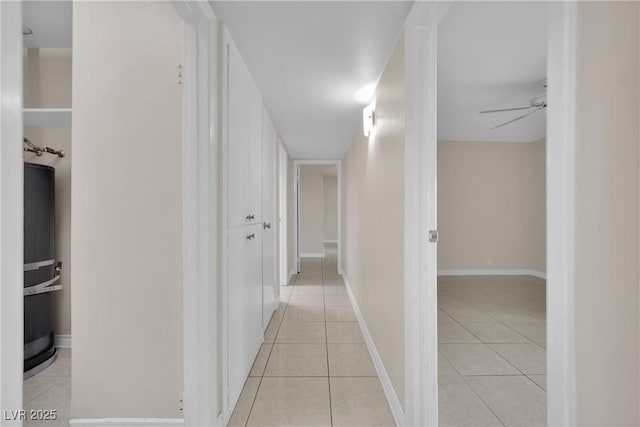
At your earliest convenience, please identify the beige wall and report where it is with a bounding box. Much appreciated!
[342,32,405,405]
[24,48,72,108]
[438,139,546,273]
[299,165,325,255]
[23,48,72,335]
[71,1,183,418]
[323,175,338,241]
[574,2,639,424]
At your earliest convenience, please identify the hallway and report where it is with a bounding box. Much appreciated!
[228,243,395,427]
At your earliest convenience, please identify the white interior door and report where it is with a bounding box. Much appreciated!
[225,39,251,228]
[262,110,277,329]
[227,224,263,407]
[247,82,262,225]
[278,141,288,286]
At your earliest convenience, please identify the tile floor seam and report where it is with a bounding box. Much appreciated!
[245,276,292,427]
[439,346,507,426]
[457,368,508,427]
[440,341,534,379]
[526,374,547,392]
[439,311,487,344]
[23,378,61,406]
[438,276,547,425]
[494,319,543,347]
[457,320,533,345]
[322,256,335,427]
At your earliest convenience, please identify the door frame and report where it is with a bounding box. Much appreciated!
[261,108,279,326]
[278,139,289,286]
[293,159,342,275]
[172,2,220,426]
[404,1,578,426]
[0,1,24,422]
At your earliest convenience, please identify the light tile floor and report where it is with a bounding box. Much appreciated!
[23,348,71,427]
[20,262,546,427]
[228,244,395,427]
[438,275,547,427]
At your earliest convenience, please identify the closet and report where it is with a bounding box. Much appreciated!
[223,28,279,410]
[22,0,72,378]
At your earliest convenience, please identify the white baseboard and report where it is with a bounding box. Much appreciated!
[69,419,184,426]
[438,269,547,280]
[300,252,324,258]
[55,334,72,348]
[342,273,405,426]
[322,240,338,243]
[288,269,297,285]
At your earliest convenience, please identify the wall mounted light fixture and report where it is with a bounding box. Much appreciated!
[363,104,375,137]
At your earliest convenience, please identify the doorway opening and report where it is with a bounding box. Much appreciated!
[22,1,73,423]
[435,2,548,425]
[293,160,342,276]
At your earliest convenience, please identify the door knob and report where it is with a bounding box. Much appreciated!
[264,222,271,230]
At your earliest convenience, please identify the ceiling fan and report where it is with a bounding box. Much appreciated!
[480,82,547,130]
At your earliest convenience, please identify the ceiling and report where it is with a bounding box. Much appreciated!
[437,2,548,142]
[23,1,72,48]
[211,1,413,159]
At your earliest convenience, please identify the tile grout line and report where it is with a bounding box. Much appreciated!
[321,254,334,427]
[437,278,547,425]
[243,272,297,426]
[438,296,546,384]
[438,298,509,426]
[440,350,507,427]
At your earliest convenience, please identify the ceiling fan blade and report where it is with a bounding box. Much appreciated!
[490,108,541,130]
[480,106,533,114]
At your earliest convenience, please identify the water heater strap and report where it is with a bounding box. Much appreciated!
[24,275,61,296]
[24,259,55,271]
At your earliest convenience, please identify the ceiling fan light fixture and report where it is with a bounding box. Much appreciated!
[481,83,548,129]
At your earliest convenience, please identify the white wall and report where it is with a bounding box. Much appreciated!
[323,175,338,241]
[574,2,639,424]
[71,1,183,418]
[299,165,325,255]
[23,48,72,335]
[437,139,546,274]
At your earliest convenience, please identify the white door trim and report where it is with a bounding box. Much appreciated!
[171,2,220,426]
[404,1,578,425]
[0,1,24,423]
[293,160,342,275]
[403,3,451,425]
[546,2,578,425]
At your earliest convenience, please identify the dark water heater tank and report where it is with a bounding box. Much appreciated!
[24,163,58,376]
